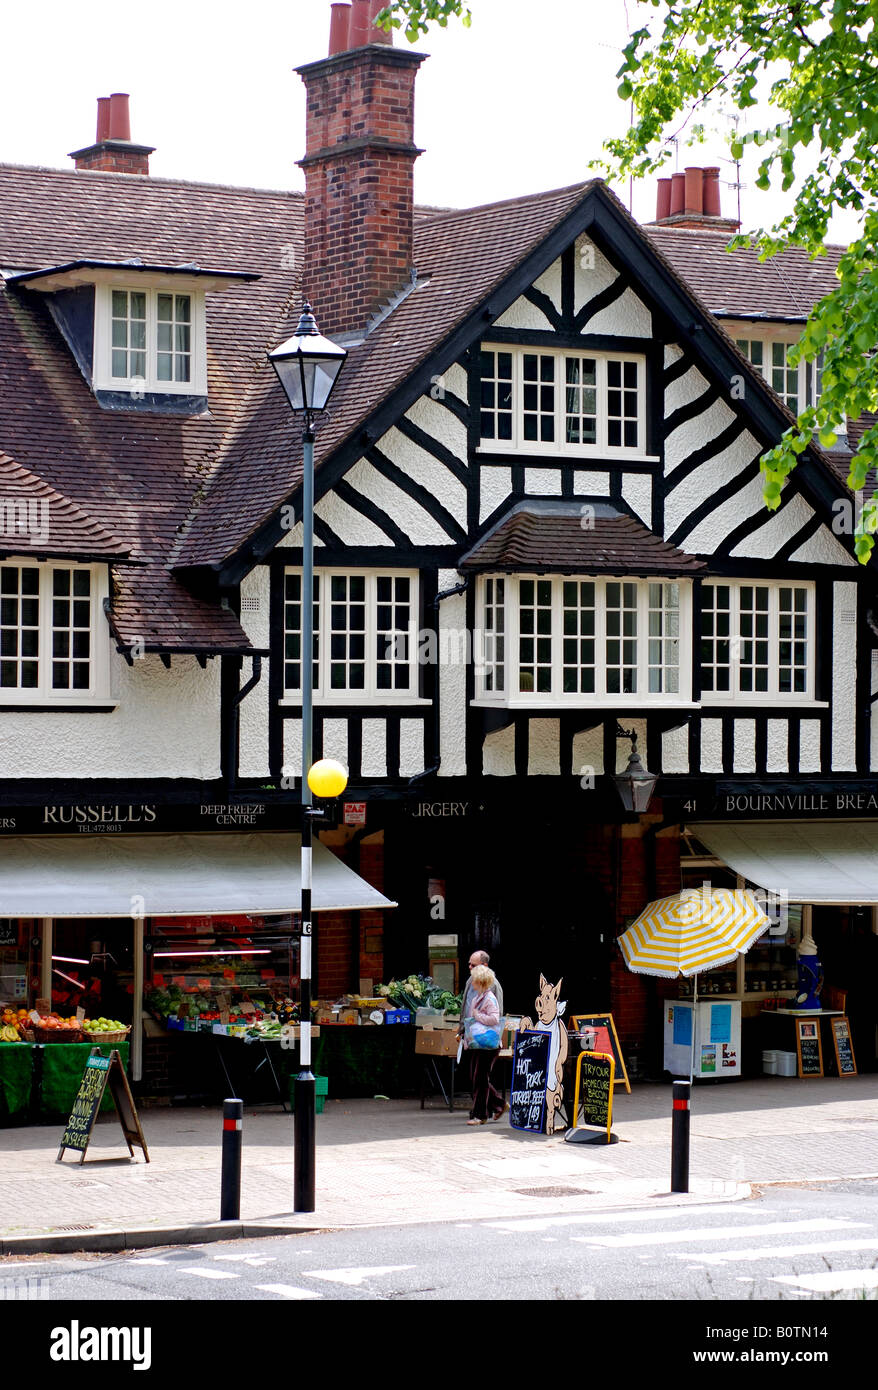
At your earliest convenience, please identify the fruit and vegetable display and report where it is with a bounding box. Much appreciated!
[0,1007,129,1041]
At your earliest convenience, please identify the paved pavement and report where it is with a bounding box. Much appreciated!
[2,1074,877,1254]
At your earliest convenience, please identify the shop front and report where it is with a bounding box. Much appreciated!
[682,816,878,1077]
[0,800,395,1121]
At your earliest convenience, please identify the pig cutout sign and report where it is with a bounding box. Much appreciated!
[519,974,568,1133]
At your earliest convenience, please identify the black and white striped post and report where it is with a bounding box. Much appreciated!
[267,306,347,1217]
[671,1080,691,1193]
[220,1098,243,1220]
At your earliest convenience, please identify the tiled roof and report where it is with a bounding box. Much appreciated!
[458,502,706,574]
[175,181,600,567]
[0,163,303,648]
[0,451,131,559]
[0,159,860,632]
[645,225,843,320]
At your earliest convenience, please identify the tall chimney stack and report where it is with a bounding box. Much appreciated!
[70,94,155,174]
[296,2,426,335]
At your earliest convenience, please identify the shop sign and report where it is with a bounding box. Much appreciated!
[409,800,473,818]
[344,802,367,826]
[199,803,266,827]
[674,784,878,819]
[43,804,158,832]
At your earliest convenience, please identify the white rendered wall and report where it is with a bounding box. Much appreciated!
[0,651,221,779]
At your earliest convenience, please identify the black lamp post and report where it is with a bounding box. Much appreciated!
[269,304,347,1213]
[613,723,658,814]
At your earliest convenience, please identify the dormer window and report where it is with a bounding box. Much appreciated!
[100,285,202,395]
[6,259,259,413]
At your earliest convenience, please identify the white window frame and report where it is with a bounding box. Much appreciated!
[281,568,424,704]
[474,574,693,707]
[93,283,207,396]
[477,344,653,459]
[730,324,822,413]
[0,559,112,706]
[700,579,816,703]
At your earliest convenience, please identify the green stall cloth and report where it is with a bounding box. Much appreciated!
[0,1043,35,1118]
[281,1026,421,1099]
[38,1042,131,1117]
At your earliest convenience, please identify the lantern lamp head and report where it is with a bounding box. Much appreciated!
[268,303,347,420]
[613,726,658,814]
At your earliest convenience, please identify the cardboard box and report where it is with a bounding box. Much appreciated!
[415,1029,460,1058]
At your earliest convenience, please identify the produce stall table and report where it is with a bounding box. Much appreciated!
[0,1042,131,1124]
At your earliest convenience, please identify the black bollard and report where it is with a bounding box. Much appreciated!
[220,1097,243,1220]
[671,1080,690,1193]
[293,1072,316,1212]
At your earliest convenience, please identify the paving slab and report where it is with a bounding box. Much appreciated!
[2,1075,876,1253]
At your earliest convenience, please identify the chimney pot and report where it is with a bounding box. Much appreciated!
[96,97,111,144]
[684,166,703,216]
[703,166,722,217]
[108,93,131,141]
[349,0,389,47]
[329,2,352,54]
[656,177,672,222]
[670,171,685,216]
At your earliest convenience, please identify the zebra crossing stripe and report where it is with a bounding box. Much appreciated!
[179,1267,240,1279]
[773,1269,878,1294]
[678,1238,878,1266]
[574,1217,861,1249]
[255,1284,322,1300]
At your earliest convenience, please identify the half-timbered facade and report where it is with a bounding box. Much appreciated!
[2,1,877,1080]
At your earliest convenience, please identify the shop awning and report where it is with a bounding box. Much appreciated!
[0,833,395,917]
[690,820,878,905]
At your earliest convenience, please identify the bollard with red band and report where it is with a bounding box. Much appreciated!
[671,1080,691,1193]
[220,1097,243,1220]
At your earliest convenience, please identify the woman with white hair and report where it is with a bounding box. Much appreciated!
[464,963,506,1125]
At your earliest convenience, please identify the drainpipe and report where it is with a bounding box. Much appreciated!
[408,580,470,789]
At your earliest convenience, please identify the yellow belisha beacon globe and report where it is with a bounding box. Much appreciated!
[307,758,349,799]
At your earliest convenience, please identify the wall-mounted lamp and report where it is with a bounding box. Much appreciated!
[613,723,658,814]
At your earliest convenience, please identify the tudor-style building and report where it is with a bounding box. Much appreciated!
[1,0,877,1088]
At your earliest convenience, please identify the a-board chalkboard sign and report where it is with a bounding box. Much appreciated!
[570,1013,630,1093]
[831,1017,857,1076]
[568,1051,616,1145]
[510,1030,551,1133]
[57,1048,150,1165]
[795,1019,823,1078]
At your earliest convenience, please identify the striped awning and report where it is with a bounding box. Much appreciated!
[618,887,771,979]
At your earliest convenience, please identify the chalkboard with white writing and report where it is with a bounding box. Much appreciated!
[796,1020,823,1078]
[831,1017,857,1076]
[510,1030,551,1133]
[580,1052,613,1130]
[57,1048,149,1165]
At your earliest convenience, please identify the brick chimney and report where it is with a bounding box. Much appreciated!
[70,94,155,174]
[296,1,426,336]
[651,166,739,231]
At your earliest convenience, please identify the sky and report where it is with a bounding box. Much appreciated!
[0,0,860,244]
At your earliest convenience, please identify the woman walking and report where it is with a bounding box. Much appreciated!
[464,963,506,1125]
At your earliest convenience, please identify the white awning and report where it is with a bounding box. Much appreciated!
[0,833,395,917]
[690,820,878,905]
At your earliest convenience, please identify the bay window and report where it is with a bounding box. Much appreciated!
[700,581,814,700]
[475,575,690,704]
[0,561,110,704]
[283,569,419,701]
[479,345,647,456]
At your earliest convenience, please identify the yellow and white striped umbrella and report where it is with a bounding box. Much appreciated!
[618,887,771,979]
